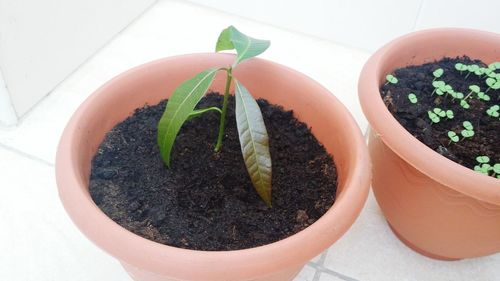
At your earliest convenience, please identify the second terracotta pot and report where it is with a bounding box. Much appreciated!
[359,28,500,260]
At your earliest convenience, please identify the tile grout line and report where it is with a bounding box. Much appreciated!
[307,262,361,281]
[0,143,54,167]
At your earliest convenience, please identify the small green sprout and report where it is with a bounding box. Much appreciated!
[485,77,500,92]
[460,121,475,139]
[486,105,499,118]
[488,62,500,70]
[445,110,454,119]
[385,74,398,85]
[450,91,464,100]
[455,63,467,73]
[435,89,445,96]
[463,121,474,131]
[474,156,500,178]
[433,107,446,118]
[487,71,498,78]
[465,84,480,99]
[465,64,479,79]
[460,100,470,109]
[477,92,490,101]
[447,131,459,143]
[427,110,440,124]
[432,68,444,80]
[408,93,418,104]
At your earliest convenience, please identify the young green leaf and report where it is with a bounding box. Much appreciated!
[433,108,446,117]
[157,68,219,166]
[187,106,222,121]
[469,85,480,93]
[455,63,468,73]
[493,163,500,174]
[477,92,490,101]
[428,111,440,124]
[460,100,470,109]
[408,93,418,104]
[447,131,459,143]
[445,110,454,119]
[463,121,474,131]
[433,68,444,78]
[215,27,234,52]
[385,74,398,84]
[235,81,272,206]
[461,129,474,138]
[486,105,500,117]
[476,155,490,164]
[216,26,270,67]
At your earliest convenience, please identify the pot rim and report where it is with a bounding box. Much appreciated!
[56,53,371,279]
[358,28,500,205]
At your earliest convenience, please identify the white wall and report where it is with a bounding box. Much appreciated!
[0,0,156,125]
[186,0,500,51]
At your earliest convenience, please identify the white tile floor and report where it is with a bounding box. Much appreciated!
[0,1,498,280]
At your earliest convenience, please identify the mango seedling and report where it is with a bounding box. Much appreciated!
[408,93,418,104]
[385,74,398,85]
[157,26,273,206]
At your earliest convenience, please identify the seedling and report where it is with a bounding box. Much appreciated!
[486,105,499,118]
[433,107,446,118]
[455,63,467,73]
[385,74,398,85]
[474,156,500,178]
[465,64,479,79]
[488,61,500,70]
[450,91,464,100]
[447,131,459,143]
[408,93,418,104]
[465,84,480,99]
[432,68,444,81]
[445,109,454,119]
[157,26,273,206]
[477,92,490,101]
[461,121,474,138]
[485,77,500,92]
[460,100,470,109]
[427,110,441,124]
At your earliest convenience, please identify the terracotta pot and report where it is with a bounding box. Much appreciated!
[359,28,500,260]
[56,53,370,281]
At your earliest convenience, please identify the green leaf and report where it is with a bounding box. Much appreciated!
[234,80,272,206]
[463,121,473,131]
[433,68,444,78]
[446,110,454,119]
[427,111,440,123]
[469,85,480,93]
[386,74,398,84]
[157,68,218,166]
[476,156,490,164]
[187,106,222,121]
[461,129,474,138]
[493,163,500,174]
[447,131,459,142]
[432,80,445,88]
[460,100,470,109]
[215,26,234,52]
[408,93,418,104]
[218,26,270,67]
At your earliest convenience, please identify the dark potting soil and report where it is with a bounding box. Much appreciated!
[380,57,499,174]
[89,93,337,251]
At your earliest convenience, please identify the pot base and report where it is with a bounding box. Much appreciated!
[388,223,460,261]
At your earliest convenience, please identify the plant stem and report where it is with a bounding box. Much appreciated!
[214,67,233,152]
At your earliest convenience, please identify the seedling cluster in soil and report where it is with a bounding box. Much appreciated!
[381,57,499,178]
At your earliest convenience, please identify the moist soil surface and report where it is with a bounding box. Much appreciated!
[90,93,337,251]
[381,57,499,175]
